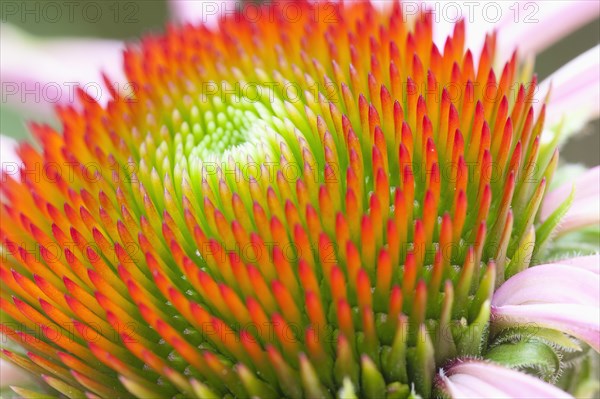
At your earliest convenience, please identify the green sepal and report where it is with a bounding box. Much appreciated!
[433,283,457,366]
[545,226,600,260]
[9,387,57,399]
[357,330,381,370]
[299,354,333,399]
[492,325,582,353]
[453,300,490,357]
[378,312,396,346]
[558,350,600,397]
[485,340,561,382]
[510,178,546,259]
[386,382,411,399]
[334,336,360,388]
[381,314,409,383]
[406,325,435,398]
[270,353,303,399]
[361,355,386,399]
[206,357,246,398]
[190,379,220,399]
[453,251,475,319]
[537,148,559,201]
[491,211,513,288]
[41,376,87,399]
[337,377,358,399]
[306,343,335,389]
[162,368,196,398]
[407,384,424,399]
[120,376,163,399]
[237,363,278,398]
[574,379,600,399]
[533,187,574,261]
[468,262,495,323]
[536,329,582,353]
[505,226,535,279]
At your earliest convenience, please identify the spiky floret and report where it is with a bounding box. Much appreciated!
[0,1,556,398]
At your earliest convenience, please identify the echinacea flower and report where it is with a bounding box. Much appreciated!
[1,1,599,398]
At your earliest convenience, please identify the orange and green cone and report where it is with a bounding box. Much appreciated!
[0,1,597,398]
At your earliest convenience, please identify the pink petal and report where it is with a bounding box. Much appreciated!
[0,24,125,115]
[170,0,239,26]
[492,259,600,352]
[539,46,600,129]
[438,360,573,398]
[1,134,21,193]
[551,254,600,274]
[0,358,32,388]
[1,134,19,165]
[496,1,600,58]
[492,265,599,306]
[556,203,600,233]
[544,167,600,208]
[492,304,600,352]
[441,373,509,398]
[541,166,600,233]
[421,1,599,60]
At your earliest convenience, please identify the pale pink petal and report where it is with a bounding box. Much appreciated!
[544,167,600,208]
[492,265,599,306]
[421,0,599,61]
[555,203,600,233]
[0,135,21,204]
[539,45,600,129]
[441,373,509,398]
[170,0,239,26]
[492,260,600,352]
[0,358,31,388]
[541,166,600,233]
[550,254,600,274]
[0,24,125,115]
[438,360,573,398]
[496,1,600,58]
[1,134,19,168]
[493,304,600,352]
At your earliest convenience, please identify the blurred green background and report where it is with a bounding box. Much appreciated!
[1,0,598,165]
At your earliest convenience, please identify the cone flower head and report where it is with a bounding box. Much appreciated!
[1,1,598,398]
